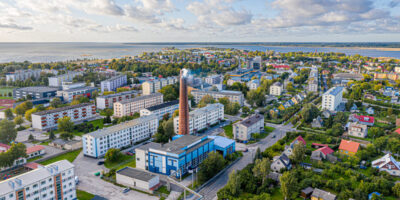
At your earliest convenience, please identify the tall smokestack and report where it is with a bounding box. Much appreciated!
[179,69,189,135]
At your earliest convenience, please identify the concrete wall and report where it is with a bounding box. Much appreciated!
[135,148,147,170]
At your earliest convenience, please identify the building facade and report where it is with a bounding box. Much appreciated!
[322,87,343,111]
[233,114,264,141]
[48,72,83,87]
[191,90,244,106]
[348,122,368,138]
[100,75,128,92]
[142,77,178,95]
[246,79,260,90]
[83,115,158,158]
[173,103,224,135]
[6,70,42,82]
[32,103,97,130]
[116,167,160,193]
[96,91,136,109]
[140,100,179,120]
[204,75,221,85]
[57,86,98,102]
[371,154,400,176]
[0,160,76,200]
[270,82,283,96]
[13,87,57,100]
[113,93,163,117]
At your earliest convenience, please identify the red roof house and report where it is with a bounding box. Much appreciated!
[26,145,45,158]
[317,146,334,156]
[395,128,400,135]
[352,114,374,126]
[339,140,360,156]
[292,136,306,146]
[0,143,11,153]
[272,64,291,70]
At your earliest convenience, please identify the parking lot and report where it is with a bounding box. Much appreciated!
[16,128,48,142]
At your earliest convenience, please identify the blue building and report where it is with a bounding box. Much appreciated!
[135,135,235,178]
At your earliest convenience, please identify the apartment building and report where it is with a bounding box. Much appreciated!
[83,115,158,158]
[57,86,97,102]
[96,90,136,109]
[233,114,264,141]
[191,90,244,106]
[204,75,221,85]
[308,79,319,92]
[322,87,343,111]
[0,160,76,200]
[142,77,178,95]
[246,79,260,90]
[113,93,163,117]
[140,100,179,120]
[32,103,97,130]
[6,69,42,82]
[100,75,127,92]
[173,103,224,135]
[13,86,57,100]
[348,122,368,138]
[48,72,83,87]
[269,82,283,96]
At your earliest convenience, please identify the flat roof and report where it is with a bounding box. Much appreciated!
[62,86,97,93]
[118,93,162,104]
[117,167,157,182]
[50,71,81,78]
[148,135,211,155]
[208,136,234,148]
[324,87,343,96]
[15,86,58,93]
[103,74,126,82]
[32,103,94,116]
[192,90,242,96]
[236,114,263,127]
[145,100,179,111]
[189,103,223,117]
[86,115,157,138]
[97,90,136,99]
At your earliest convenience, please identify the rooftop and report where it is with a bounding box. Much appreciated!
[118,93,163,104]
[144,100,179,111]
[26,145,45,154]
[208,136,235,148]
[50,71,81,78]
[312,188,336,200]
[97,90,136,99]
[191,90,243,96]
[324,86,343,96]
[339,140,360,153]
[333,73,364,80]
[32,103,94,116]
[61,86,97,93]
[272,82,282,87]
[15,86,58,93]
[189,103,223,117]
[235,114,263,127]
[116,167,157,182]
[141,135,211,155]
[103,74,126,82]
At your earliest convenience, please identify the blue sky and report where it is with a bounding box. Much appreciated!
[0,0,399,42]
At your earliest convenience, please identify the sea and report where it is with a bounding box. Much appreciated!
[0,43,400,63]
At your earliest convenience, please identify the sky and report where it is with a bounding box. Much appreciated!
[0,0,399,42]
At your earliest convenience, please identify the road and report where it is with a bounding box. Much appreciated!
[197,123,293,200]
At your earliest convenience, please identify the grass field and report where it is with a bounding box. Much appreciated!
[39,149,82,165]
[76,190,95,200]
[223,124,233,138]
[0,87,14,97]
[105,154,136,170]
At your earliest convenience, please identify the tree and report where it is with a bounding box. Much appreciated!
[225,170,242,197]
[0,119,17,144]
[70,99,80,105]
[153,118,175,143]
[28,134,34,141]
[328,123,344,137]
[24,107,37,122]
[242,106,250,114]
[162,113,170,121]
[14,101,32,116]
[116,87,130,93]
[59,132,74,141]
[14,115,24,126]
[198,95,215,108]
[393,183,400,197]
[105,148,121,163]
[159,84,178,101]
[50,97,62,108]
[58,117,74,133]
[300,103,319,123]
[290,143,306,165]
[368,127,383,138]
[0,143,27,168]
[280,171,298,200]
[252,158,271,184]
[4,108,14,120]
[254,147,262,162]
[198,152,226,183]
[49,131,56,140]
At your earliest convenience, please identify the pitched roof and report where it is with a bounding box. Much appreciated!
[312,188,336,200]
[371,154,400,170]
[395,128,400,135]
[26,145,45,154]
[339,140,360,153]
[292,136,306,146]
[315,146,334,156]
[353,114,374,124]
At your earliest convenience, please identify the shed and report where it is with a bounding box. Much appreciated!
[116,167,161,193]
[301,187,313,198]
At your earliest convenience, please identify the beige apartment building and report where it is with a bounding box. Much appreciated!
[142,77,178,95]
[113,93,163,117]
[233,114,264,141]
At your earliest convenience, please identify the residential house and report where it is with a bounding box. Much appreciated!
[366,107,375,115]
[371,154,400,176]
[311,116,324,128]
[338,140,360,156]
[271,153,292,172]
[311,146,335,162]
[348,122,368,138]
[350,114,374,126]
[26,145,45,159]
[270,82,283,96]
[311,188,337,200]
[283,136,306,156]
[301,187,314,199]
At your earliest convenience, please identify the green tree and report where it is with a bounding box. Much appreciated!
[290,143,306,165]
[242,106,250,114]
[24,107,37,122]
[0,119,17,144]
[159,84,178,101]
[49,131,56,140]
[14,115,24,126]
[58,116,74,133]
[254,147,262,162]
[300,103,319,123]
[198,152,226,183]
[280,171,298,200]
[252,158,271,184]
[28,134,34,141]
[50,97,62,108]
[4,108,14,120]
[393,183,400,197]
[225,170,242,197]
[0,143,27,168]
[198,95,215,108]
[59,132,74,141]
[105,148,121,163]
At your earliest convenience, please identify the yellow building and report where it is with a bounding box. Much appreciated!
[338,140,360,156]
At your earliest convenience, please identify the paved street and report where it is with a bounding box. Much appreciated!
[197,123,291,200]
[73,151,158,200]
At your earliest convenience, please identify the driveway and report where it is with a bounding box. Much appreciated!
[73,151,158,200]
[16,129,48,142]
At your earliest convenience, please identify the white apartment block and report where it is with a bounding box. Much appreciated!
[246,79,260,90]
[48,72,83,87]
[83,115,158,158]
[96,90,136,109]
[142,77,178,95]
[322,87,343,111]
[113,93,163,117]
[101,75,128,92]
[191,90,244,106]
[140,100,179,120]
[205,75,221,85]
[0,160,76,200]
[173,103,224,134]
[56,86,97,102]
[32,103,97,131]
[233,114,264,141]
[6,70,42,82]
[270,82,283,96]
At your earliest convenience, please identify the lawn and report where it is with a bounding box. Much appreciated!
[27,156,43,162]
[265,126,275,133]
[88,118,105,129]
[105,154,136,170]
[0,87,14,95]
[76,190,95,200]
[223,124,233,139]
[39,149,82,165]
[156,186,171,196]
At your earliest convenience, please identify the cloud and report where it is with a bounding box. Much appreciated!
[389,0,400,7]
[0,23,33,30]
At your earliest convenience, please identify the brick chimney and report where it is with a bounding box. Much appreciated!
[179,69,189,135]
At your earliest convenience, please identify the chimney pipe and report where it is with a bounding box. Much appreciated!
[179,69,190,135]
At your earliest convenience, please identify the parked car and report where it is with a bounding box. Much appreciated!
[125,152,134,156]
[97,161,105,165]
[123,188,130,193]
[75,176,79,185]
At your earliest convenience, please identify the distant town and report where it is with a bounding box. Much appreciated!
[0,47,399,200]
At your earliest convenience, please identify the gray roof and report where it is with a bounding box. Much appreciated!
[143,135,211,155]
[32,103,94,116]
[189,103,223,118]
[191,90,243,96]
[235,114,263,127]
[118,93,162,104]
[324,87,343,96]
[102,74,126,82]
[50,71,81,78]
[117,167,157,182]
[312,188,336,200]
[145,100,179,111]
[272,82,282,87]
[97,90,136,99]
[62,86,97,93]
[301,187,314,194]
[333,73,364,80]
[85,115,157,138]
[15,86,58,93]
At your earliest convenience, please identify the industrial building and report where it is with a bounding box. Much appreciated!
[13,86,57,100]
